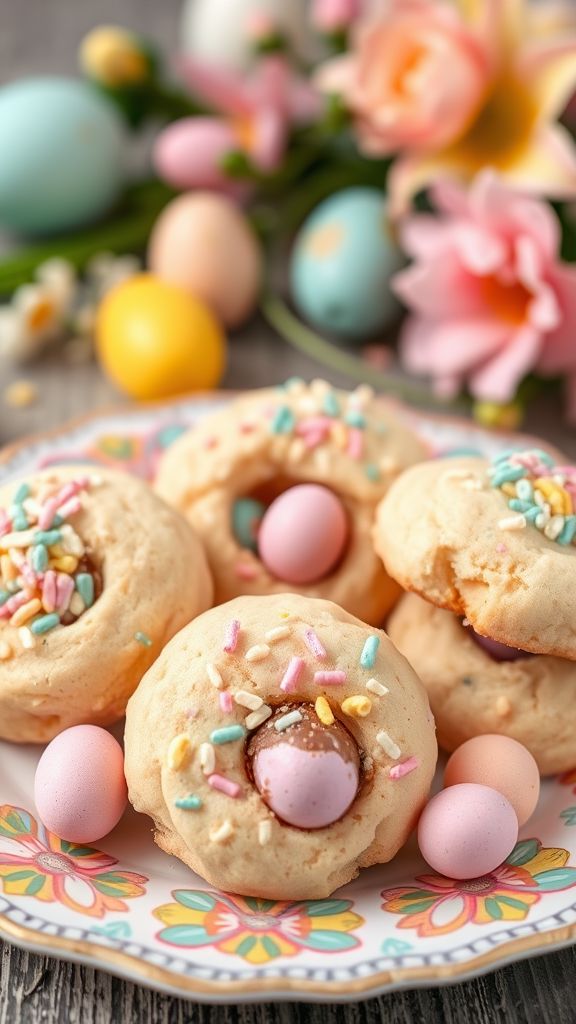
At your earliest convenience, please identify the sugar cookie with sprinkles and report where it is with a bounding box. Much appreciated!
[375,450,576,773]
[154,380,427,625]
[0,466,214,743]
[124,593,436,899]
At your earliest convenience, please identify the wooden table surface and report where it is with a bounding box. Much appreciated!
[2,1,576,1021]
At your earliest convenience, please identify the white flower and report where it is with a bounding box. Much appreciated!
[0,258,77,363]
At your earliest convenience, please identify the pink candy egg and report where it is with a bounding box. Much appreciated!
[444,735,540,826]
[417,783,518,879]
[258,484,348,584]
[34,725,127,843]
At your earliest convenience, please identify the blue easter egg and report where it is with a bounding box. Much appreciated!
[232,498,266,552]
[0,77,126,236]
[290,187,404,341]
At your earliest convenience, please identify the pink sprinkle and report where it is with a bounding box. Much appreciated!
[223,619,241,653]
[203,436,218,450]
[304,629,326,660]
[280,656,305,693]
[57,496,82,519]
[219,691,233,713]
[496,543,508,554]
[20,563,38,588]
[55,573,75,613]
[235,562,258,580]
[239,421,256,434]
[389,756,419,780]
[314,670,346,685]
[296,416,332,435]
[0,510,11,537]
[42,570,57,612]
[2,590,32,616]
[208,773,241,798]
[347,428,363,460]
[38,497,60,530]
[302,429,326,450]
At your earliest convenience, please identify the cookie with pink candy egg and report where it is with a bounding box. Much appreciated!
[375,448,576,773]
[124,593,437,900]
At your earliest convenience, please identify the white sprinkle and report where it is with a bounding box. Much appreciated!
[69,592,85,617]
[59,524,85,556]
[90,474,104,486]
[366,678,389,697]
[544,514,565,540]
[265,625,291,643]
[1,530,35,548]
[258,819,272,846]
[22,498,41,517]
[199,742,216,775]
[536,510,550,530]
[210,820,234,844]
[274,709,303,732]
[206,662,224,689]
[234,690,264,711]
[376,730,401,759]
[498,514,527,531]
[18,626,35,650]
[245,644,270,663]
[246,705,272,730]
[534,490,546,508]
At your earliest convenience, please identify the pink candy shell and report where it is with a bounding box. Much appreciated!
[252,744,358,829]
[258,484,348,585]
[34,725,127,844]
[417,783,519,880]
[152,117,251,200]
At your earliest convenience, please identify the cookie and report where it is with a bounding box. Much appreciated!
[124,593,437,900]
[155,380,427,625]
[387,593,575,775]
[0,466,213,743]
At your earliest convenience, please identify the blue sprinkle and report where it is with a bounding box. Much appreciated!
[76,573,94,608]
[524,506,541,523]
[322,391,340,417]
[32,544,48,572]
[210,725,246,745]
[135,631,152,647]
[516,478,533,502]
[508,499,532,513]
[6,580,20,594]
[360,635,380,670]
[12,512,29,531]
[365,464,380,482]
[13,483,30,504]
[345,410,366,428]
[52,514,64,527]
[490,465,526,487]
[270,405,295,435]
[0,590,10,606]
[558,516,576,546]
[175,794,203,811]
[282,377,304,391]
[34,529,62,546]
[530,448,555,466]
[442,447,482,458]
[232,498,265,553]
[31,613,60,635]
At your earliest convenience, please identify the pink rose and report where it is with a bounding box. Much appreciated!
[312,0,363,33]
[316,0,488,155]
[392,171,576,404]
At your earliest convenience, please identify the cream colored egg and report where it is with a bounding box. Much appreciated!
[148,192,262,329]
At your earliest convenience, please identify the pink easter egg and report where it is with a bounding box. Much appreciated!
[34,725,127,843]
[417,783,518,879]
[444,735,540,826]
[152,116,250,199]
[258,484,348,584]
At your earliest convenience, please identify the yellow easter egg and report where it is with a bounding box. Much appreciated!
[96,273,226,400]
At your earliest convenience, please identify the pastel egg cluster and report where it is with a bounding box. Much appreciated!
[0,476,98,654]
[490,448,576,545]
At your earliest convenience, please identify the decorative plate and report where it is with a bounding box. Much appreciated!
[1,394,576,1004]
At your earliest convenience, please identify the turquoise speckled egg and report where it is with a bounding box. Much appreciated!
[0,77,125,236]
[290,187,404,340]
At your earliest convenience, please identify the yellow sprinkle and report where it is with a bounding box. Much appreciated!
[10,598,42,627]
[287,438,306,464]
[376,730,401,759]
[199,742,216,775]
[258,820,272,846]
[167,734,192,771]
[315,695,334,726]
[496,696,512,717]
[3,380,38,409]
[366,678,389,697]
[341,695,372,718]
[206,662,224,689]
[245,705,272,730]
[501,482,518,498]
[279,611,291,619]
[50,555,78,573]
[234,690,263,711]
[331,421,348,449]
[265,625,291,643]
[210,820,234,844]
[534,478,572,516]
[245,644,270,663]
[49,543,65,558]
[0,640,13,660]
[69,592,85,617]
[1,555,17,581]
[18,626,35,650]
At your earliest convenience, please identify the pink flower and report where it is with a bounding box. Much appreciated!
[153,56,320,195]
[312,0,363,33]
[392,171,576,403]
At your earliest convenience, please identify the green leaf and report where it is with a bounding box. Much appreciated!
[158,924,211,947]
[244,896,275,913]
[301,930,358,952]
[533,869,576,891]
[25,875,45,896]
[173,890,217,912]
[392,898,438,915]
[306,899,350,918]
[235,936,257,957]
[4,870,37,881]
[493,895,532,913]
[506,840,540,867]
[261,936,280,958]
[484,897,504,920]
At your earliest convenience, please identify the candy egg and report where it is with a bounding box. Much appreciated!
[258,484,348,584]
[290,188,404,341]
[34,725,127,843]
[96,273,226,400]
[0,77,124,236]
[232,497,266,552]
[148,192,262,328]
[248,704,360,829]
[468,626,533,662]
[444,735,540,826]
[418,783,519,879]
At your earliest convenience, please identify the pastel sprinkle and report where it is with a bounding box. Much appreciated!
[76,573,94,608]
[55,574,74,614]
[30,613,60,635]
[234,690,263,711]
[0,590,9,606]
[210,820,234,843]
[223,619,240,653]
[364,464,380,482]
[13,483,30,504]
[18,626,35,650]
[210,725,246,745]
[304,629,327,660]
[345,410,366,428]
[219,691,233,714]
[245,705,272,730]
[498,514,526,531]
[135,631,152,647]
[315,695,334,726]
[167,734,192,771]
[360,635,380,669]
[0,640,12,660]
[366,678,389,697]
[208,773,242,798]
[245,643,270,663]
[341,695,372,718]
[389,756,419,780]
[322,391,340,417]
[347,428,363,460]
[376,730,401,759]
[207,662,224,689]
[10,598,42,627]
[258,820,272,846]
[314,670,346,685]
[274,709,303,732]
[175,795,202,810]
[31,544,48,573]
[199,742,216,775]
[265,625,290,643]
[280,656,305,693]
[12,512,29,531]
[33,529,62,546]
[270,405,295,435]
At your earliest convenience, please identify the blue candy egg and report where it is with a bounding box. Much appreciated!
[290,187,404,341]
[0,77,126,236]
[232,498,266,552]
